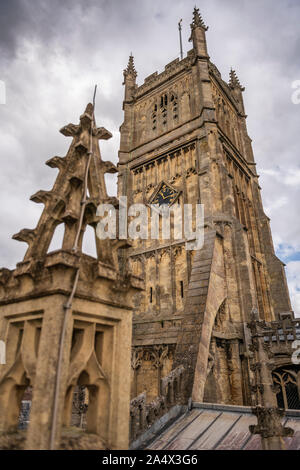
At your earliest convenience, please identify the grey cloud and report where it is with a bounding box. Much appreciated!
[0,0,28,59]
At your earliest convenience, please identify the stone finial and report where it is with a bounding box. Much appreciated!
[229,68,245,91]
[191,6,208,31]
[123,54,137,80]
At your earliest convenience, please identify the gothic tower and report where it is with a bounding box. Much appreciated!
[118,8,293,406]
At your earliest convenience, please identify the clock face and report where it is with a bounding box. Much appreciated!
[152,183,178,206]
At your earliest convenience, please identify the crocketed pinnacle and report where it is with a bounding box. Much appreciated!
[229,68,245,91]
[191,6,208,31]
[123,54,137,79]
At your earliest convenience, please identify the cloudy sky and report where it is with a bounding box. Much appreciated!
[0,0,299,315]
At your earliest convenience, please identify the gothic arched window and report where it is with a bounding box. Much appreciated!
[272,366,300,410]
[152,104,157,131]
[160,94,168,126]
[170,94,178,121]
[151,92,180,131]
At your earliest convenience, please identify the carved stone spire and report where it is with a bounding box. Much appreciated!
[123,54,137,80]
[122,54,137,127]
[229,68,245,91]
[191,6,208,31]
[189,7,209,57]
[12,103,118,266]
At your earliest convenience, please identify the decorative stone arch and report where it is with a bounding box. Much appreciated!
[0,317,41,434]
[272,365,300,410]
[0,357,31,432]
[62,317,119,448]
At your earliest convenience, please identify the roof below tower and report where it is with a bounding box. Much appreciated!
[140,403,300,450]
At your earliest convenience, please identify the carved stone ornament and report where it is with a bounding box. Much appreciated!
[131,348,144,370]
[250,406,294,439]
[150,346,169,369]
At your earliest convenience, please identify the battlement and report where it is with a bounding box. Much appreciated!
[134,49,238,112]
[135,50,195,98]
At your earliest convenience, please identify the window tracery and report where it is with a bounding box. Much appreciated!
[273,367,300,410]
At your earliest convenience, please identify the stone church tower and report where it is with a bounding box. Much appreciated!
[118,8,293,407]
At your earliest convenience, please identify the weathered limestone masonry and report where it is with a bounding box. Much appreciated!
[0,103,143,450]
[247,308,297,450]
[119,8,294,409]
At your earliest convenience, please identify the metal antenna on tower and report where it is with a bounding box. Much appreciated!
[93,84,97,109]
[92,84,98,125]
[178,19,183,60]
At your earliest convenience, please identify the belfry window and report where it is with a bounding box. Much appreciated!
[160,94,168,126]
[180,281,184,298]
[273,366,300,410]
[171,94,178,121]
[151,92,179,130]
[160,94,168,107]
[152,104,157,131]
